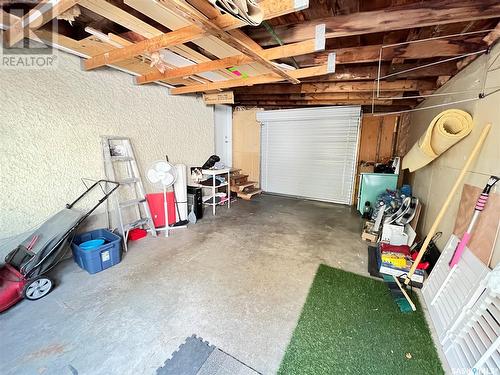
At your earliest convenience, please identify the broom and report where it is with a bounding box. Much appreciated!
[395,124,492,311]
[384,274,416,312]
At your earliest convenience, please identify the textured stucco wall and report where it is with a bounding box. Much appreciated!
[407,43,500,267]
[0,52,214,239]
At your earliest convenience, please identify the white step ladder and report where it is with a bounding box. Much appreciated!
[101,136,156,251]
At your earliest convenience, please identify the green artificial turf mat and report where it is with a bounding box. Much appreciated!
[278,265,444,375]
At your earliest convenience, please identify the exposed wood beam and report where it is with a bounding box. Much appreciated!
[232,80,435,95]
[170,62,337,95]
[84,26,202,70]
[136,33,324,84]
[80,0,229,75]
[250,0,500,46]
[234,99,396,106]
[186,0,221,19]
[124,0,304,78]
[186,0,309,30]
[228,29,264,51]
[386,28,420,72]
[235,92,405,101]
[83,0,303,72]
[0,9,19,29]
[483,21,500,45]
[385,62,458,80]
[250,105,414,111]
[457,21,500,70]
[364,105,414,113]
[156,0,300,84]
[298,62,457,82]
[4,0,78,47]
[294,36,487,66]
[0,9,194,87]
[79,0,160,38]
[299,65,384,82]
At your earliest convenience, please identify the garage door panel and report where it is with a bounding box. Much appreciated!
[258,106,361,205]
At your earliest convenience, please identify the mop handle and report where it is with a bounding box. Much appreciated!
[449,176,499,267]
[449,194,488,267]
[448,216,477,268]
[404,124,491,286]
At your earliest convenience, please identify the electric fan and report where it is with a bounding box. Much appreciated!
[146,160,185,236]
[147,160,177,189]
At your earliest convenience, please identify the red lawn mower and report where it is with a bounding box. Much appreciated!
[0,180,119,312]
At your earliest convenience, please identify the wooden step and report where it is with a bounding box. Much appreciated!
[231,174,248,182]
[230,181,257,193]
[237,181,257,191]
[238,188,262,200]
[231,173,248,179]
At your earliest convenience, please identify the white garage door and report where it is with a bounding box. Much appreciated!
[257,106,361,205]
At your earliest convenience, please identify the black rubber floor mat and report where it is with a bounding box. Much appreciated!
[157,335,261,375]
[367,245,382,278]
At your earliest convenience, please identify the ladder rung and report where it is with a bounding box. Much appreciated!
[119,178,139,185]
[119,198,146,208]
[111,156,133,161]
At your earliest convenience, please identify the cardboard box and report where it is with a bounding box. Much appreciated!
[359,164,375,173]
[361,221,379,242]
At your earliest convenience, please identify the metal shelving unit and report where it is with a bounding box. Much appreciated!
[200,168,231,216]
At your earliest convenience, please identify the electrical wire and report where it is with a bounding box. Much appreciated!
[262,21,300,70]
[372,28,499,115]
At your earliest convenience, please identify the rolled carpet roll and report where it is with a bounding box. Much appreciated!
[402,109,474,172]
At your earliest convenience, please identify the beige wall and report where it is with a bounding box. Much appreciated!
[408,43,500,267]
[0,52,214,239]
[232,108,262,186]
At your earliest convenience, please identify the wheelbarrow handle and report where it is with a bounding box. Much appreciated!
[66,179,120,209]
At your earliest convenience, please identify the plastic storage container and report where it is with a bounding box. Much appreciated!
[71,229,122,274]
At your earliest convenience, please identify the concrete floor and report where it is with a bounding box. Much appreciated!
[0,195,373,375]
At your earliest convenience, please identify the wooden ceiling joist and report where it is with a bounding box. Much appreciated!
[294,36,487,67]
[4,0,79,47]
[3,0,498,113]
[136,24,325,84]
[83,0,303,73]
[81,0,234,76]
[126,0,307,32]
[235,92,405,101]
[0,8,194,89]
[250,0,500,46]
[83,25,202,70]
[234,99,396,106]
[79,0,161,38]
[297,62,457,83]
[252,105,414,111]
[155,0,300,84]
[170,54,337,95]
[232,80,435,95]
[124,0,307,78]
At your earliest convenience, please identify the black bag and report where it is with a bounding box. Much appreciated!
[201,155,220,170]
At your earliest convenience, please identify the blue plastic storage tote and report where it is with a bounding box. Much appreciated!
[71,229,121,274]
